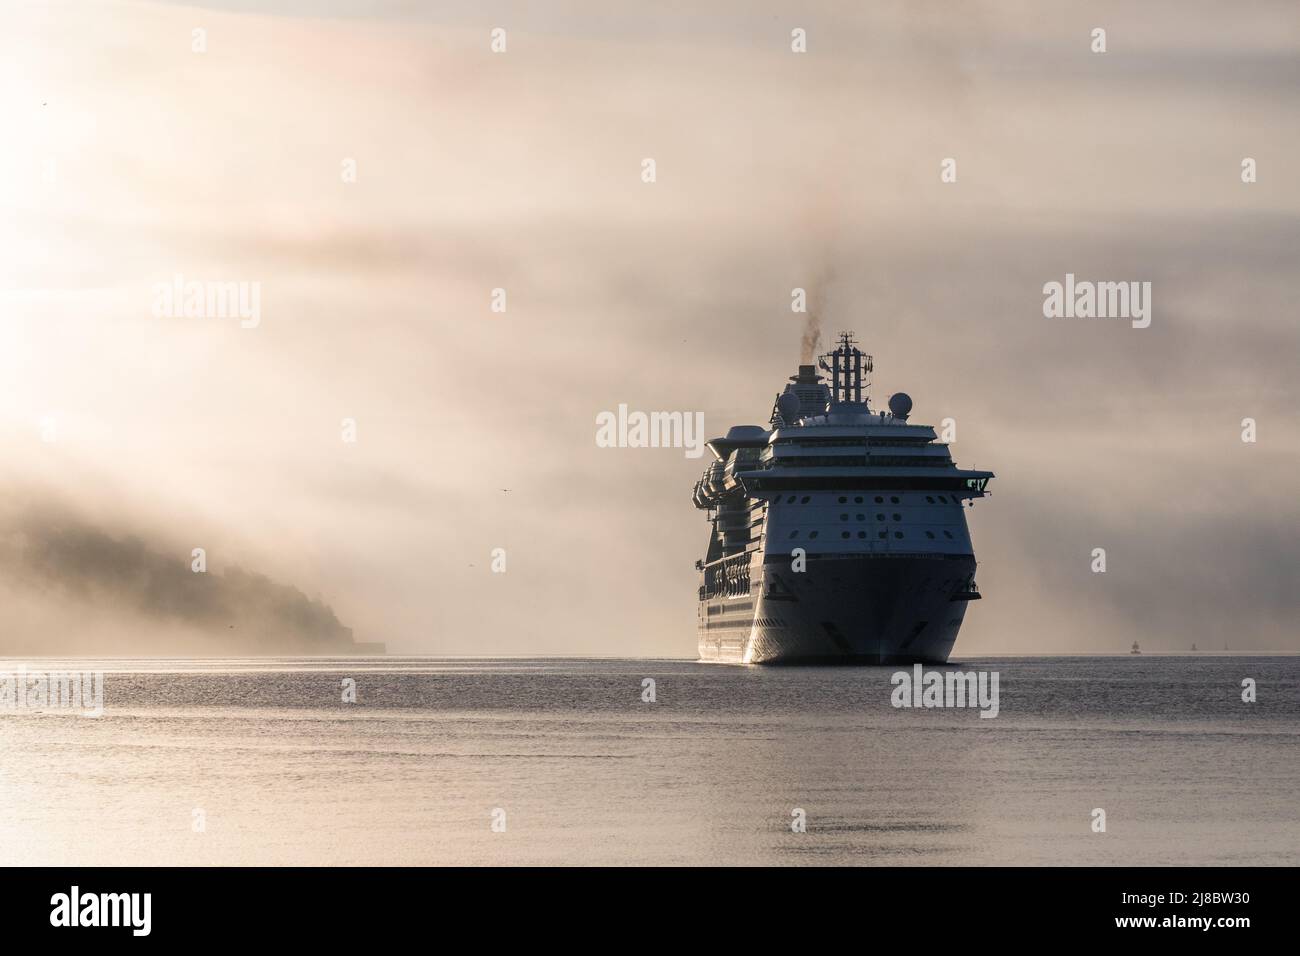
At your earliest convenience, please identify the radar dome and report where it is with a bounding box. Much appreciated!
[776,391,801,424]
[888,393,913,420]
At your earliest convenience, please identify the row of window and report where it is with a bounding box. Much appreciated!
[706,601,754,616]
[787,529,958,541]
[772,438,932,447]
[767,456,950,468]
[782,494,955,506]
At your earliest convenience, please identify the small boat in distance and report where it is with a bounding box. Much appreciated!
[1130,641,1142,655]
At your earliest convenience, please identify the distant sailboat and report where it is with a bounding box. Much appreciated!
[1130,641,1141,655]
[1191,643,1198,652]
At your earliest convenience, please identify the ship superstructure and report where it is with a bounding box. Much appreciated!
[692,332,993,664]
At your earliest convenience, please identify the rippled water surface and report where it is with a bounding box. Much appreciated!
[2,656,1296,865]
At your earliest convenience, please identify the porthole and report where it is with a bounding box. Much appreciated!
[890,496,900,504]
[876,513,885,521]
[854,496,864,504]
[800,496,811,504]
[838,496,847,504]
[925,496,935,504]
[786,495,796,504]
[925,531,935,539]
[937,496,947,504]
[943,530,953,539]
[857,531,867,539]
[874,496,884,504]
[809,531,819,539]
[841,531,850,539]
[894,531,903,539]
[789,530,799,539]
[878,531,887,540]
[892,513,901,521]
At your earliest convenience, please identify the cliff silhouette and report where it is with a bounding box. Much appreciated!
[0,503,381,656]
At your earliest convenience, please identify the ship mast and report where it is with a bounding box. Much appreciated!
[819,331,873,406]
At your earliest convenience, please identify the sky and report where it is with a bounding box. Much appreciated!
[0,0,1296,655]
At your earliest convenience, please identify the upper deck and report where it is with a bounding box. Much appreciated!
[695,332,993,507]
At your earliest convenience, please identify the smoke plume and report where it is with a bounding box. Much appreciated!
[800,268,833,363]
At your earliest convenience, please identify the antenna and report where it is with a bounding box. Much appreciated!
[821,331,872,405]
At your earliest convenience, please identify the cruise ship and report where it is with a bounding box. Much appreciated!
[692,332,993,664]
